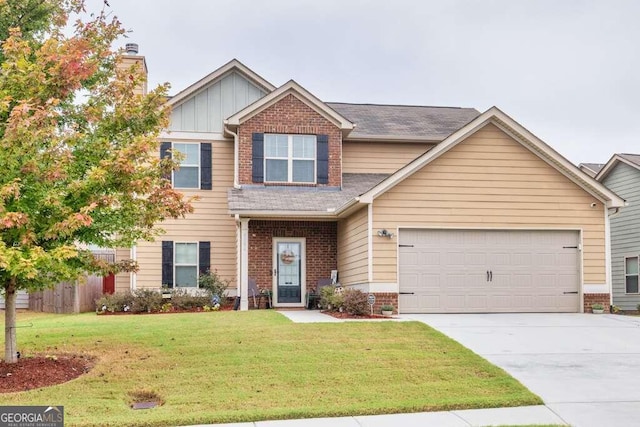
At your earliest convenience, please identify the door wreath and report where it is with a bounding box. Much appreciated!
[280,249,296,264]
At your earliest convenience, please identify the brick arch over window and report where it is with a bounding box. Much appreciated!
[237,94,342,187]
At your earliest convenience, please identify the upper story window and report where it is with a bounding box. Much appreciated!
[173,143,200,189]
[264,134,316,183]
[160,142,212,190]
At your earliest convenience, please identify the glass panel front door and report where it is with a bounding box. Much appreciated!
[277,242,301,303]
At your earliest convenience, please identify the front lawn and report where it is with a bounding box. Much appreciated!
[0,311,540,426]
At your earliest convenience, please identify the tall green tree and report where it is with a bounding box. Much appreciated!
[0,0,193,363]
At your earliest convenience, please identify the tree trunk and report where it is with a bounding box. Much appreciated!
[4,279,18,364]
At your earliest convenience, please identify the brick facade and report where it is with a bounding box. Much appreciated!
[238,94,342,187]
[583,293,611,313]
[371,292,399,314]
[248,220,337,304]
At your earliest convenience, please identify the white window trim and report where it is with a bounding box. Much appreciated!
[174,242,199,288]
[172,142,201,189]
[625,255,639,295]
[264,134,316,184]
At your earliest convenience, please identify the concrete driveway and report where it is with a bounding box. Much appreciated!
[404,313,640,427]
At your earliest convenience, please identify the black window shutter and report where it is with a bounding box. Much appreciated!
[252,133,264,183]
[317,134,329,184]
[200,143,212,190]
[161,241,174,288]
[199,241,211,275]
[160,142,172,182]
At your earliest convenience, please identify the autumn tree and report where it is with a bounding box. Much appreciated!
[0,0,193,363]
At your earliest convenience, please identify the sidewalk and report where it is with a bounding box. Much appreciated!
[184,310,567,426]
[187,405,567,426]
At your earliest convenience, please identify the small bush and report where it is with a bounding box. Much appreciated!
[198,270,230,305]
[170,288,210,310]
[381,304,394,312]
[96,292,134,313]
[343,289,369,315]
[130,289,163,313]
[320,285,343,311]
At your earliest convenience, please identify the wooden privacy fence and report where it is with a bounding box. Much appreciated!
[29,275,104,314]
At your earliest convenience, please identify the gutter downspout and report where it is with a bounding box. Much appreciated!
[224,124,240,188]
[130,245,137,291]
[235,214,241,304]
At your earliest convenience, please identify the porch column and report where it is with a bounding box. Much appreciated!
[240,218,250,311]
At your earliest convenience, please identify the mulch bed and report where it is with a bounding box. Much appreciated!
[97,305,235,315]
[322,310,394,319]
[0,354,94,393]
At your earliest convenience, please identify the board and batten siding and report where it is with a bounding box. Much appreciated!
[170,72,266,133]
[602,162,640,310]
[371,123,606,285]
[342,141,435,174]
[116,140,237,290]
[337,206,369,286]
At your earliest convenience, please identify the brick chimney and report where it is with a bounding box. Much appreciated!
[118,43,148,95]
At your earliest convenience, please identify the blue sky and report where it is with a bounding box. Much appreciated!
[87,0,640,164]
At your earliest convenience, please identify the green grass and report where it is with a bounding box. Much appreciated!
[0,311,541,426]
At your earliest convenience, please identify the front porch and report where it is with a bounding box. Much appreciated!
[238,220,337,310]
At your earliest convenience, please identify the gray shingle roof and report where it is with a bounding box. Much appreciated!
[579,162,606,177]
[228,173,389,214]
[327,103,480,141]
[619,153,640,167]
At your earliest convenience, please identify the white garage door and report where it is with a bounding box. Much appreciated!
[399,229,580,313]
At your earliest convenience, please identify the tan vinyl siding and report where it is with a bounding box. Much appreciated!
[342,141,434,174]
[132,140,237,290]
[337,206,369,285]
[115,247,131,292]
[372,123,606,284]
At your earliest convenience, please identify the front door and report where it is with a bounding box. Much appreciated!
[273,238,306,307]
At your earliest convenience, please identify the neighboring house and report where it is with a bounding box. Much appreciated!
[595,154,640,310]
[579,163,605,178]
[0,291,29,310]
[115,52,625,313]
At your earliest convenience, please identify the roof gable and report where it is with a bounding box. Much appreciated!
[596,153,640,181]
[168,59,275,108]
[225,80,354,134]
[359,107,625,208]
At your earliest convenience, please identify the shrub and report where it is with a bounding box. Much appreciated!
[381,304,395,312]
[130,289,163,313]
[343,289,369,315]
[320,285,343,311]
[198,270,230,305]
[170,288,210,310]
[96,292,135,313]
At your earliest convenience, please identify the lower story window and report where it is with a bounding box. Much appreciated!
[626,256,639,294]
[175,242,198,287]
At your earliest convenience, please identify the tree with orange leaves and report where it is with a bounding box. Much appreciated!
[0,0,193,363]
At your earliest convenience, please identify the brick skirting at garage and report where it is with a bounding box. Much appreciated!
[371,292,398,314]
[584,293,611,313]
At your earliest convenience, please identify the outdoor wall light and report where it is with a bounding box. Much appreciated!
[377,229,394,238]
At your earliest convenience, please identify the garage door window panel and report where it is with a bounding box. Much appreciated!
[626,256,639,294]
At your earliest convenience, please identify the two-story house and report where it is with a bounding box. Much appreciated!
[115,51,624,314]
[595,154,640,311]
